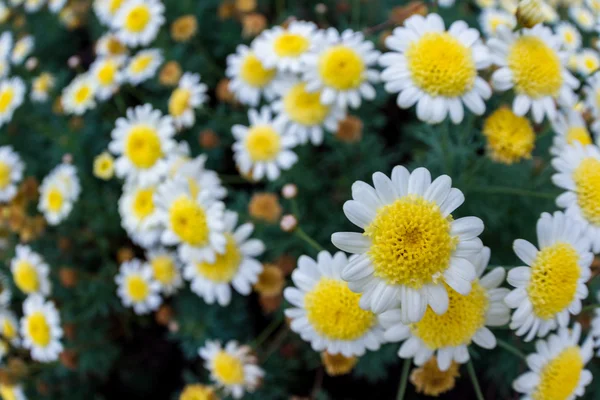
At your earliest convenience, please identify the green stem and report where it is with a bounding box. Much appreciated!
[467,360,485,400]
[581,303,600,313]
[218,174,247,184]
[290,198,300,218]
[295,227,324,252]
[496,338,527,360]
[470,186,557,200]
[396,358,411,400]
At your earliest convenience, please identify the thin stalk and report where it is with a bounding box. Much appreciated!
[581,303,600,313]
[470,186,557,200]
[396,358,411,400]
[295,227,324,252]
[253,314,283,349]
[467,360,485,400]
[496,338,527,360]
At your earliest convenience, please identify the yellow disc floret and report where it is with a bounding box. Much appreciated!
[132,187,155,219]
[14,261,39,294]
[274,32,310,57]
[179,384,218,400]
[566,127,592,146]
[212,351,245,385]
[151,255,177,284]
[125,5,151,33]
[573,157,600,225]
[26,312,51,347]
[240,53,276,87]
[126,275,150,302]
[284,83,330,126]
[533,346,583,400]
[195,234,241,283]
[97,61,118,86]
[0,161,11,188]
[46,187,64,212]
[0,88,14,112]
[245,125,281,162]
[482,107,535,165]
[169,195,209,246]
[74,84,92,105]
[124,125,163,169]
[169,88,191,117]
[318,45,365,90]
[130,55,153,74]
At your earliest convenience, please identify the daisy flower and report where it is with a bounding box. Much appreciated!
[550,111,593,155]
[20,294,63,362]
[171,153,227,200]
[31,72,55,102]
[331,166,485,321]
[226,44,279,106]
[108,104,176,185]
[61,74,98,115]
[506,211,593,341]
[0,145,24,202]
[0,384,26,400]
[577,48,600,75]
[111,0,165,47]
[38,174,73,225]
[0,32,12,58]
[10,244,51,296]
[379,247,510,371]
[0,2,9,23]
[479,8,517,37]
[93,151,115,180]
[146,249,183,296]
[252,20,317,73]
[569,6,595,31]
[93,0,127,26]
[380,14,491,124]
[183,211,264,306]
[122,48,163,85]
[0,77,25,127]
[0,311,20,347]
[555,22,582,51]
[118,182,162,248]
[586,0,600,13]
[199,340,264,399]
[10,35,33,65]
[24,0,45,12]
[284,251,386,357]
[90,56,125,100]
[482,106,536,164]
[47,163,80,201]
[513,323,593,400]
[489,25,579,123]
[232,107,298,181]
[271,79,346,145]
[168,72,207,129]
[302,27,380,109]
[48,0,66,13]
[95,33,128,57]
[115,259,162,315]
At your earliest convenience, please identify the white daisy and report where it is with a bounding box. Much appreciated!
[0,77,25,127]
[47,162,80,201]
[577,48,600,75]
[111,0,164,47]
[0,145,24,202]
[0,311,20,347]
[146,249,183,296]
[168,72,207,129]
[199,340,264,399]
[550,110,593,155]
[108,104,176,186]
[61,74,98,115]
[10,245,51,296]
[93,0,127,26]
[0,32,12,59]
[95,32,128,57]
[569,6,595,31]
[10,35,33,65]
[122,48,163,85]
[118,182,162,249]
[48,0,66,13]
[24,0,45,12]
[479,8,517,37]
[171,153,227,201]
[38,173,73,225]
[0,2,9,23]
[331,166,485,322]
[20,294,63,362]
[115,258,162,315]
[555,22,582,51]
[90,56,125,100]
[0,384,26,400]
[30,72,55,102]
[232,107,298,181]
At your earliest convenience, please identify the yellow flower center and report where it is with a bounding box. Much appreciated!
[0,88,14,113]
[0,161,11,189]
[528,242,580,319]
[168,195,209,246]
[151,255,177,285]
[273,32,310,57]
[195,234,241,283]
[573,157,600,226]
[507,36,563,98]
[0,385,17,400]
[411,282,488,349]
[26,312,51,347]
[125,275,149,302]
[125,5,151,33]
[364,195,457,288]
[109,0,124,14]
[97,61,117,86]
[132,187,155,219]
[583,56,598,72]
[564,31,574,44]
[180,384,216,400]
[566,127,592,146]
[14,261,39,294]
[107,38,126,55]
[533,347,583,400]
[245,125,281,162]
[406,32,476,97]
[74,84,92,105]
[168,88,191,117]
[304,278,376,340]
[130,54,153,74]
[2,320,16,340]
[318,45,365,90]
[283,83,330,126]
[94,154,114,179]
[240,53,276,87]
[482,107,535,164]
[124,125,163,169]
[34,74,52,93]
[212,351,245,385]
[46,187,64,212]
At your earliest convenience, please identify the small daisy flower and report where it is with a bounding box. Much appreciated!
[284,251,386,357]
[95,33,128,57]
[550,111,593,155]
[108,104,176,185]
[38,174,73,225]
[0,384,26,400]
[199,340,264,399]
[93,151,115,180]
[179,384,217,400]
[48,0,66,13]
[20,294,63,362]
[0,145,24,202]
[331,166,485,321]
[569,6,595,31]
[31,72,55,102]
[0,32,12,59]
[61,74,98,115]
[0,77,25,127]
[489,25,579,123]
[168,72,207,129]
[552,143,600,252]
[111,0,165,47]
[24,0,45,12]
[482,106,536,164]
[184,211,264,306]
[115,259,162,315]
[577,48,600,76]
[93,0,127,26]
[506,211,593,341]
[123,48,163,85]
[226,44,279,106]
[513,323,593,400]
[0,2,9,23]
[10,35,33,65]
[555,22,582,51]
[252,20,317,73]
[232,107,298,181]
[90,56,125,100]
[479,8,517,37]
[171,153,227,200]
[586,0,600,12]
[10,245,51,296]
[380,247,510,371]
[380,14,491,124]
[118,182,162,248]
[146,249,182,296]
[302,27,380,109]
[47,162,80,201]
[0,311,20,347]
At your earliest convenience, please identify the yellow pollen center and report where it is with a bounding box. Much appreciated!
[283,83,330,126]
[0,385,17,400]
[74,85,92,105]
[318,45,365,90]
[482,107,535,164]
[411,282,488,349]
[26,312,51,347]
[364,195,457,288]
[240,53,276,87]
[46,188,64,212]
[406,32,476,97]
[132,188,155,219]
[195,234,241,283]
[528,242,580,319]
[14,261,39,294]
[109,0,123,14]
[130,55,153,73]
[126,275,149,302]
[212,351,245,385]
[107,38,126,55]
[566,127,592,146]
[245,125,281,162]
[304,278,376,340]
[2,320,16,340]
[125,5,151,33]
[573,157,600,225]
[273,32,310,57]
[584,56,598,72]
[168,88,191,117]
[97,62,117,86]
[533,347,583,400]
[507,36,563,98]
[0,161,11,189]
[34,75,52,93]
[124,126,162,169]
[0,88,14,112]
[151,256,177,284]
[168,195,209,246]
[564,31,574,44]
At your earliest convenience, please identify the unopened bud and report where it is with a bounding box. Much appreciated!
[67,56,80,69]
[25,57,38,71]
[281,184,297,199]
[280,214,298,232]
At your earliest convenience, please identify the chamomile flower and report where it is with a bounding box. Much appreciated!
[0,2,9,23]
[48,0,66,13]
[115,259,162,314]
[183,211,264,306]
[0,384,26,400]
[47,163,80,201]
[479,8,517,37]
[513,323,593,400]
[271,79,346,145]
[569,6,595,31]
[252,20,317,73]
[489,25,579,123]
[10,35,33,65]
[10,245,51,296]
[555,22,582,51]
[199,340,264,399]
[302,27,380,109]
[93,0,127,26]
[226,44,279,106]
[505,211,593,341]
[331,166,485,321]
[118,182,162,248]
[31,72,55,102]
[93,151,115,180]
[90,56,125,100]
[24,0,45,14]
[108,104,176,185]
[61,74,98,115]
[38,174,73,225]
[550,111,593,155]
[123,48,163,85]
[146,249,182,296]
[95,33,128,57]
[482,106,536,164]
[577,48,600,75]
[232,107,298,181]
[0,311,20,347]
[111,0,165,47]
[0,145,24,202]
[0,77,25,127]
[284,251,386,357]
[20,294,63,362]
[380,14,491,124]
[168,72,207,129]
[552,143,600,252]
[379,247,510,371]
[171,153,227,200]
